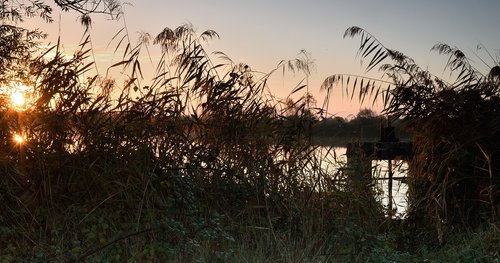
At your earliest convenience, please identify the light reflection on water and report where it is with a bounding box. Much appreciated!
[316,146,408,218]
[372,159,408,217]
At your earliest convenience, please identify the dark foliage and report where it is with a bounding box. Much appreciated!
[322,26,500,233]
[1,6,376,260]
[312,109,410,146]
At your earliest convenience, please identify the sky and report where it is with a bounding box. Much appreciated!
[26,0,500,117]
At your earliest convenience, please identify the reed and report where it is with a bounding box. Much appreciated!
[322,26,500,238]
[0,5,387,260]
[1,3,497,261]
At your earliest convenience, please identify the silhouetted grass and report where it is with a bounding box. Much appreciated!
[0,22,387,262]
[1,5,498,261]
[323,26,500,236]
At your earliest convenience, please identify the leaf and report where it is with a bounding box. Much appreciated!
[109,59,131,69]
[200,29,220,42]
[132,60,143,78]
[366,48,384,70]
[358,78,364,102]
[372,84,381,106]
[211,64,225,70]
[363,80,372,104]
[123,43,130,59]
[367,53,388,72]
[384,84,391,105]
[361,39,376,58]
[76,62,95,75]
[291,84,307,95]
[79,35,90,48]
[114,34,127,54]
[359,36,372,56]
[351,78,357,101]
[86,75,99,87]
[109,27,125,46]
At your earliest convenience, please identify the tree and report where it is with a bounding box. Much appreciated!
[355,108,377,119]
[54,0,121,15]
[0,0,122,31]
[0,0,123,83]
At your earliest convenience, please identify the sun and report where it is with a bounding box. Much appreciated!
[13,133,26,144]
[11,91,26,108]
[1,82,34,111]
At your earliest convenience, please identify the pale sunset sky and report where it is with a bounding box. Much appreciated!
[26,0,500,117]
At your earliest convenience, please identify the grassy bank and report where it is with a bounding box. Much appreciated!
[2,206,498,262]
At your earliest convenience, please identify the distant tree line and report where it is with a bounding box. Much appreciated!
[312,108,410,146]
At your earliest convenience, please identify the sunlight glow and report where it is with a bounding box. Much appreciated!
[13,133,25,144]
[11,91,26,108]
[0,82,34,111]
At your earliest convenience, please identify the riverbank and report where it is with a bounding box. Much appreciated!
[3,212,496,262]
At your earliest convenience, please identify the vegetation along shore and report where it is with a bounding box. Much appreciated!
[0,1,498,262]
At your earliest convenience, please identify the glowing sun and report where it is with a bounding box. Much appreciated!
[13,133,26,144]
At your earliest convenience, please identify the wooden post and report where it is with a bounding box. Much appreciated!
[346,141,412,217]
[388,159,393,213]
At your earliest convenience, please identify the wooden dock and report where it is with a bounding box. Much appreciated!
[345,123,413,217]
[346,141,412,160]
